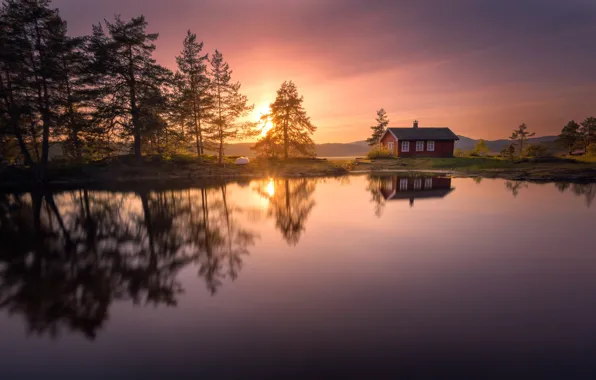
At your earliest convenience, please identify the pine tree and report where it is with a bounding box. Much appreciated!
[579,117,596,154]
[209,50,253,164]
[89,15,172,161]
[253,81,316,159]
[174,31,213,161]
[366,109,389,147]
[558,120,580,155]
[510,123,535,156]
[0,0,71,167]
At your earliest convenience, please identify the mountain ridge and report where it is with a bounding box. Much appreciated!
[222,136,560,157]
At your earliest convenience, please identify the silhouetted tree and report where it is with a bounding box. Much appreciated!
[89,15,172,161]
[253,81,316,159]
[579,117,596,154]
[174,31,213,160]
[0,0,74,167]
[366,109,389,148]
[209,50,253,164]
[510,123,535,156]
[558,120,581,155]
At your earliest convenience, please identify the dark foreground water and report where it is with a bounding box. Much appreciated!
[0,175,595,379]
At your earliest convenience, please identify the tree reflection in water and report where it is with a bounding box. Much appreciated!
[0,186,256,339]
[253,178,317,246]
[554,182,596,208]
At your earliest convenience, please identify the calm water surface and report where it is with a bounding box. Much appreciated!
[0,176,595,379]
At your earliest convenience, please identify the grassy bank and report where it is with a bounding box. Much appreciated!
[349,156,596,181]
[2,155,596,190]
[0,155,354,190]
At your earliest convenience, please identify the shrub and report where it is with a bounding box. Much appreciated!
[367,146,394,159]
[500,144,516,159]
[454,148,467,157]
[524,144,550,158]
[467,151,479,157]
[587,144,596,157]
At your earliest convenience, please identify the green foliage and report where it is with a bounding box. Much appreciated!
[474,139,490,156]
[524,144,550,158]
[580,117,596,153]
[367,146,394,159]
[366,109,389,147]
[253,81,316,159]
[587,144,596,157]
[500,144,516,159]
[510,123,535,156]
[558,120,581,155]
[454,148,466,157]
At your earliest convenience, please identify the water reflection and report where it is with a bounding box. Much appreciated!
[554,182,596,208]
[0,187,256,339]
[254,178,317,246]
[367,175,455,215]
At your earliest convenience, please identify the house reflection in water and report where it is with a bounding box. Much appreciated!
[379,176,455,207]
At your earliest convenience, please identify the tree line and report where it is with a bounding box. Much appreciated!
[0,0,317,170]
[364,108,596,158]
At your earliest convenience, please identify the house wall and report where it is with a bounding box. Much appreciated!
[380,133,398,155]
[398,140,455,158]
[380,133,456,157]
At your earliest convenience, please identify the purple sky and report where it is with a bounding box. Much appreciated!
[54,0,596,142]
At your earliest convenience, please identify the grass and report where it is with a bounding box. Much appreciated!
[2,154,596,190]
[348,155,596,181]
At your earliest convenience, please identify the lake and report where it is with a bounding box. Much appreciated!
[0,175,595,379]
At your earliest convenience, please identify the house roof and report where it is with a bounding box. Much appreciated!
[386,127,459,141]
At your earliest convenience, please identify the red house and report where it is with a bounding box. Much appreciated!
[379,176,454,207]
[380,121,459,157]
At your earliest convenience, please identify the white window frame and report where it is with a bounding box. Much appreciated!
[387,141,394,152]
[416,141,425,152]
[424,178,433,189]
[401,141,410,152]
[414,179,422,190]
[399,178,408,191]
[427,141,435,152]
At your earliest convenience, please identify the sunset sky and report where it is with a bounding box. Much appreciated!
[54,0,596,143]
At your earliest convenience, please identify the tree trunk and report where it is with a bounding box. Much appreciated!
[283,121,289,160]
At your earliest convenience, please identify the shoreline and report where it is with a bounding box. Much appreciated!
[2,157,596,191]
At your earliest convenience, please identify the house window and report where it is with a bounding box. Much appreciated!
[387,141,394,152]
[416,141,425,152]
[424,178,433,189]
[414,179,422,190]
[401,141,410,152]
[399,178,408,191]
[427,141,435,152]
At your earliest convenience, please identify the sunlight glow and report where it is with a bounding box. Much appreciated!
[266,179,275,197]
[254,103,273,136]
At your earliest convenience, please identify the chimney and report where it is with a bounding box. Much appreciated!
[413,120,419,129]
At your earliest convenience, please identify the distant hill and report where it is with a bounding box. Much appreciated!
[223,136,561,157]
[455,135,560,153]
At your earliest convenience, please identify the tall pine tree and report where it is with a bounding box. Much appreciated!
[366,108,389,147]
[174,31,213,161]
[89,15,171,161]
[210,50,253,164]
[579,117,596,153]
[0,0,72,167]
[510,123,535,156]
[253,81,316,159]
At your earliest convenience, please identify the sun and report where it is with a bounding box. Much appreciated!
[254,103,273,136]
